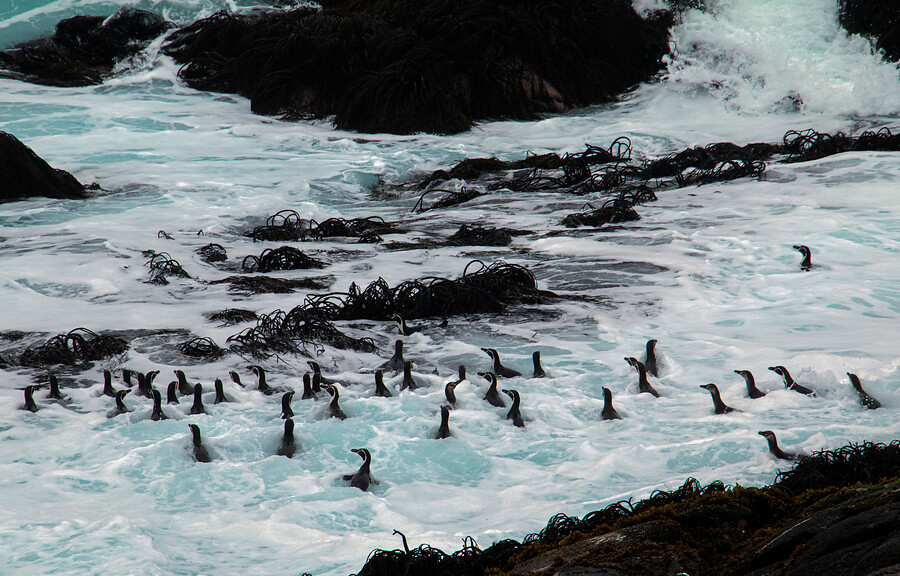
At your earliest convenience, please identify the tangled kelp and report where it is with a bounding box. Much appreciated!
[445,224,529,247]
[412,187,482,213]
[178,337,226,360]
[162,1,673,134]
[211,275,328,294]
[19,328,128,367]
[227,308,376,358]
[145,251,190,285]
[775,440,900,494]
[241,246,326,272]
[196,243,227,263]
[206,308,258,326]
[561,188,654,228]
[247,210,400,241]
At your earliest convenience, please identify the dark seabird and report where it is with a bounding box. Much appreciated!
[643,339,659,377]
[436,405,452,439]
[381,340,406,373]
[307,361,335,385]
[277,419,297,458]
[758,430,800,461]
[601,387,622,420]
[110,389,131,417]
[793,244,812,271]
[324,385,347,420]
[391,313,423,336]
[401,361,418,391]
[502,389,525,427]
[444,381,458,408]
[848,373,881,410]
[532,351,547,378]
[122,369,135,388]
[735,370,766,399]
[150,389,169,421]
[229,370,245,388]
[214,378,230,404]
[189,383,207,415]
[768,366,816,396]
[301,373,317,400]
[102,369,118,397]
[479,372,506,408]
[344,448,372,491]
[174,369,195,396]
[166,381,180,404]
[47,374,66,401]
[624,357,660,397]
[482,348,522,378]
[142,370,160,398]
[281,391,295,419]
[188,424,212,462]
[249,365,278,395]
[700,383,738,414]
[374,370,392,398]
[23,385,40,412]
[311,372,323,394]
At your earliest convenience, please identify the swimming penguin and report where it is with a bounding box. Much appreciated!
[214,378,230,404]
[140,371,159,399]
[122,369,135,388]
[758,430,800,461]
[249,365,277,395]
[436,405,452,439]
[189,383,207,415]
[311,372,323,394]
[166,381,180,404]
[700,383,738,414]
[47,374,66,401]
[643,339,659,377]
[301,373,317,400]
[444,381,458,408]
[401,361,418,391]
[848,373,881,410]
[479,372,506,408]
[277,419,296,458]
[344,448,372,491]
[482,348,522,378]
[110,389,131,417]
[174,370,195,396]
[374,370,392,398]
[601,387,622,420]
[380,340,406,373]
[307,361,335,385]
[502,389,525,427]
[102,369,118,397]
[22,385,40,412]
[793,245,812,271]
[532,351,547,378]
[448,365,466,386]
[188,424,212,462]
[229,370,245,388]
[150,389,169,421]
[735,370,766,399]
[768,366,816,396]
[281,391,295,419]
[624,357,660,397]
[391,313,422,336]
[324,385,347,420]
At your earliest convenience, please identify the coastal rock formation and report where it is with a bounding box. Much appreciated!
[838,0,900,62]
[0,131,87,201]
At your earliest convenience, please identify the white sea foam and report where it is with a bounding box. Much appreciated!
[1,1,899,575]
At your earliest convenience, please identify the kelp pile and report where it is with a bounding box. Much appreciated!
[775,440,900,494]
[145,251,190,285]
[446,225,529,247]
[19,328,128,367]
[162,1,673,134]
[177,337,226,359]
[246,210,400,242]
[241,246,325,272]
[206,308,258,325]
[211,275,328,294]
[196,243,227,263]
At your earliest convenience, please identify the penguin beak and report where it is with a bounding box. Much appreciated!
[733,370,741,375]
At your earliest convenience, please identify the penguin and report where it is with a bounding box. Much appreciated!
[311,372,323,394]
[150,389,169,421]
[324,385,347,420]
[188,424,212,462]
[643,339,659,378]
[140,371,159,399]
[174,370,195,396]
[793,245,812,271]
[122,369,135,388]
[624,357,660,397]
[735,370,766,399]
[479,372,506,408]
[700,383,738,414]
[374,370,392,397]
[102,369,118,397]
[249,365,277,395]
[301,373,317,400]
[344,448,372,491]
[110,389,131,417]
[768,366,816,396]
[532,351,547,378]
[166,381,180,404]
[601,387,622,420]
[848,373,881,410]
[380,340,406,373]
[277,418,296,458]
[307,361,335,385]
[401,361,418,391]
[281,391,295,419]
[22,385,40,412]
[214,378,230,404]
[189,383,207,415]
[758,430,800,461]
[502,389,525,427]
[482,348,522,378]
[47,374,66,401]
[391,313,422,336]
[444,381,458,408]
[435,405,452,439]
[229,370,245,388]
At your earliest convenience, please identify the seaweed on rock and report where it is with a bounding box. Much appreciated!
[20,328,128,367]
[445,224,529,246]
[247,210,401,241]
[196,243,227,262]
[774,440,900,494]
[206,308,259,325]
[227,308,376,358]
[178,337,226,359]
[211,275,327,294]
[241,246,325,272]
[412,187,482,213]
[145,251,190,285]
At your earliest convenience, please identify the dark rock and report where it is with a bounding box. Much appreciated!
[838,0,900,62]
[0,131,86,201]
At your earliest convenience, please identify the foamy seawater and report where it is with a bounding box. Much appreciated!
[1,1,899,574]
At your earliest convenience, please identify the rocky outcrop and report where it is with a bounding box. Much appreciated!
[0,131,87,201]
[838,0,900,62]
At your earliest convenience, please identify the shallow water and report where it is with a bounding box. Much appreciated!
[1,0,899,574]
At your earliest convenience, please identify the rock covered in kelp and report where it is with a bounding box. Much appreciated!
[0,8,171,86]
[838,0,900,62]
[162,0,674,134]
[0,131,87,201]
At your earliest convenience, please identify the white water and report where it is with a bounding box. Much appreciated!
[1,1,899,574]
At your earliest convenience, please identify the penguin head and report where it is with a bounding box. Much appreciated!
[758,430,775,440]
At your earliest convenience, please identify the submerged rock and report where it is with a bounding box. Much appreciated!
[0,131,87,201]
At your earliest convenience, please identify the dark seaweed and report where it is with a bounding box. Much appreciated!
[145,251,190,285]
[241,246,326,272]
[212,275,328,294]
[196,243,227,262]
[178,337,226,359]
[206,308,259,325]
[19,328,128,367]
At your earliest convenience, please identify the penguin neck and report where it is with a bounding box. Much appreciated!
[800,251,811,268]
[440,408,450,426]
[25,388,37,410]
[215,381,226,401]
[329,389,340,408]
[603,390,613,411]
[303,375,313,395]
[778,370,795,386]
[492,354,502,372]
[192,387,203,410]
[487,377,498,395]
[49,376,62,398]
[637,363,650,386]
[255,369,268,390]
[708,387,725,410]
[115,394,128,411]
[445,385,457,404]
[509,392,520,411]
[358,453,371,474]
[191,428,202,446]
